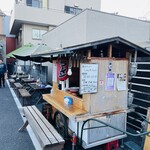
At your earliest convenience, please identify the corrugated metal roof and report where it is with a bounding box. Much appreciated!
[31,37,150,57]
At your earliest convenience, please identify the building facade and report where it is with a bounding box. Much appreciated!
[0,10,6,62]
[42,9,150,50]
[10,0,101,47]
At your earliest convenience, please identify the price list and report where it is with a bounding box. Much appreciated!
[80,63,98,94]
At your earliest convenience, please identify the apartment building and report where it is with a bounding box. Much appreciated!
[10,0,101,47]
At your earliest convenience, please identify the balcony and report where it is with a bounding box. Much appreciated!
[10,3,72,34]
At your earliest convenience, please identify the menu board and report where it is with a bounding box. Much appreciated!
[80,63,98,94]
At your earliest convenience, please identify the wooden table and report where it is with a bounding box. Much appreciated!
[14,83,23,89]
[28,83,52,104]
[18,75,28,79]
[21,78,36,88]
[22,78,36,83]
[43,93,87,119]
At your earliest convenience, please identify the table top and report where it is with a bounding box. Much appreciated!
[11,74,28,79]
[43,94,87,119]
[18,75,28,78]
[14,82,23,88]
[28,83,52,90]
[22,78,36,83]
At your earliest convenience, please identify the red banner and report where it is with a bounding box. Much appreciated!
[57,58,68,81]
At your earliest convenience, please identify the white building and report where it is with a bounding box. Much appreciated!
[10,0,101,47]
[42,9,150,50]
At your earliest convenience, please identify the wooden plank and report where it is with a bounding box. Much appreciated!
[23,107,50,148]
[144,107,150,150]
[18,89,31,97]
[28,106,58,145]
[9,79,15,82]
[108,44,112,57]
[32,106,65,144]
[87,59,128,114]
[54,85,84,110]
[43,94,87,119]
[14,83,23,88]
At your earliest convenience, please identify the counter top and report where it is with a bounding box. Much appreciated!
[43,94,87,119]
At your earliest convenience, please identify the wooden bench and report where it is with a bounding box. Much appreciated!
[9,79,15,87]
[14,82,23,89]
[19,105,65,150]
[18,89,31,106]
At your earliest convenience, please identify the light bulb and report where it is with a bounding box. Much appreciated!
[32,65,36,70]
[67,68,72,76]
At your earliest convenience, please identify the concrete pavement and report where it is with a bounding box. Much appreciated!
[0,80,35,150]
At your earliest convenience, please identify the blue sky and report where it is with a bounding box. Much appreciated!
[0,0,150,20]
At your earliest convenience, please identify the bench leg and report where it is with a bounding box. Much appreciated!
[18,120,29,132]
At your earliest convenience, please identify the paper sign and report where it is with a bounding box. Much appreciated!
[117,73,127,91]
[106,73,115,91]
[80,63,98,94]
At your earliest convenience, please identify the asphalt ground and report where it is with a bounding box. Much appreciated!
[0,80,143,150]
[0,81,35,150]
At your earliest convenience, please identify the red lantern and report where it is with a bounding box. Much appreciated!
[57,58,68,81]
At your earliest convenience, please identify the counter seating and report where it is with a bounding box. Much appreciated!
[19,105,65,150]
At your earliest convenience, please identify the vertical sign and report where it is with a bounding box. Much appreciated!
[52,64,57,82]
[80,63,98,94]
[57,58,68,81]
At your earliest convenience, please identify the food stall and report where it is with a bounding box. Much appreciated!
[42,37,150,149]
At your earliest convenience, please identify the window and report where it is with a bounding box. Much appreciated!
[32,29,47,40]
[64,6,82,15]
[27,0,47,8]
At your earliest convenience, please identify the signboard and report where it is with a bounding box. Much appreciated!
[80,63,98,94]
[52,64,57,82]
[57,58,68,81]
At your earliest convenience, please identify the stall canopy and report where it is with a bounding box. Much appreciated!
[7,44,51,62]
[7,44,33,60]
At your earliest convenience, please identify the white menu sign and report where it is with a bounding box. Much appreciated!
[80,63,98,94]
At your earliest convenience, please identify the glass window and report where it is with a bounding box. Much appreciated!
[32,29,47,40]
[27,0,47,8]
[64,6,82,15]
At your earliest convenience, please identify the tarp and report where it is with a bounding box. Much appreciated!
[7,44,34,59]
[7,44,51,62]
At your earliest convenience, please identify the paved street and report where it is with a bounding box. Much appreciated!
[0,80,142,150]
[0,81,35,150]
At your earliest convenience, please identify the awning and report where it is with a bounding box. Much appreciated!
[7,44,34,60]
[7,44,51,62]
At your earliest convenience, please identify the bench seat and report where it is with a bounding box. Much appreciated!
[19,105,65,150]
[18,89,31,106]
[9,79,15,87]
[14,82,23,89]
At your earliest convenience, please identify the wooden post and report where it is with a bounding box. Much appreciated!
[87,49,91,60]
[143,107,150,150]
[108,44,112,58]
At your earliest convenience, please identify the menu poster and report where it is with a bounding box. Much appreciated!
[117,73,127,91]
[80,63,98,94]
[105,73,115,91]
